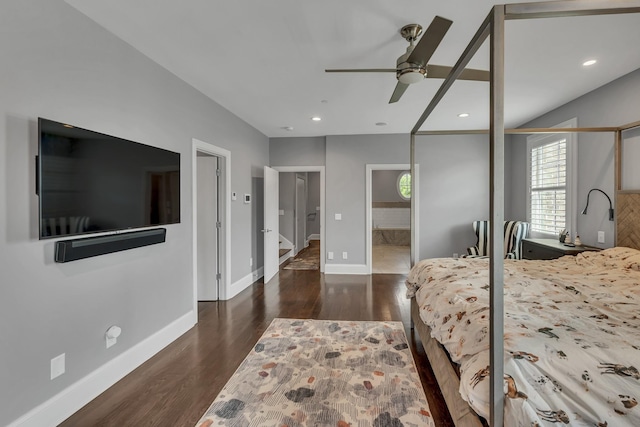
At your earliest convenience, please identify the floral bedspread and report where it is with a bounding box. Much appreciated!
[406,247,640,426]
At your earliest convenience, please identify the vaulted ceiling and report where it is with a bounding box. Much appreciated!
[66,0,640,137]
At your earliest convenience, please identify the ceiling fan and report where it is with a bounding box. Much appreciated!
[325,16,490,103]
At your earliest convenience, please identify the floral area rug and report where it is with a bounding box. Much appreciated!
[195,318,434,427]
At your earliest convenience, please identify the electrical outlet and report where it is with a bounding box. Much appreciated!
[342,252,348,260]
[453,253,459,259]
[334,213,342,220]
[597,231,605,243]
[51,353,65,380]
[327,251,334,260]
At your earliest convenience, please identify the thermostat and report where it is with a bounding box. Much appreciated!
[244,194,251,204]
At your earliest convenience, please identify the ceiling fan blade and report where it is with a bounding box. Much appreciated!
[325,69,396,73]
[426,64,490,81]
[389,82,409,104]
[406,16,452,66]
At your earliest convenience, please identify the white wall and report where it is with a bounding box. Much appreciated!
[508,68,640,247]
[0,1,268,425]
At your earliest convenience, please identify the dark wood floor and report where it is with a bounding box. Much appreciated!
[60,269,454,427]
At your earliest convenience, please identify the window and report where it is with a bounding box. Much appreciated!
[526,118,577,237]
[397,172,411,200]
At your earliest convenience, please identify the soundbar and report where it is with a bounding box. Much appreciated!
[55,228,166,263]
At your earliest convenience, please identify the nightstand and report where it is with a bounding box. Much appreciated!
[522,238,601,260]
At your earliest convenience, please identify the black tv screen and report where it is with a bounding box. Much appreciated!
[38,118,180,239]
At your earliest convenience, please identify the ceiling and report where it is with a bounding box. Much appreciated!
[65,0,640,138]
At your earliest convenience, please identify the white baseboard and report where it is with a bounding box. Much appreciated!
[308,234,320,241]
[279,251,292,266]
[226,267,263,300]
[324,263,369,275]
[8,311,195,427]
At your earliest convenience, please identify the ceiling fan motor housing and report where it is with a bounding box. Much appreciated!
[396,46,427,84]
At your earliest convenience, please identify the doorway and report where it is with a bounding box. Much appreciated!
[192,139,230,316]
[366,164,419,274]
[263,166,325,280]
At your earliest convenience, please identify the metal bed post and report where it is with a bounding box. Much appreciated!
[489,6,506,427]
[410,133,416,269]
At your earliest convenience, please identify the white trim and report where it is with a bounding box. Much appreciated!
[8,312,194,427]
[279,234,294,250]
[307,234,320,240]
[365,164,420,274]
[525,118,577,239]
[192,139,231,309]
[279,250,293,265]
[227,267,263,300]
[273,166,325,273]
[324,263,369,275]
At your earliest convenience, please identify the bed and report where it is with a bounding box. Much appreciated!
[407,247,640,426]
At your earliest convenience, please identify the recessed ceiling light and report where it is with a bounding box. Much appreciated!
[582,59,597,67]
[282,126,294,131]
[311,116,322,122]
[458,113,470,118]
[375,122,387,126]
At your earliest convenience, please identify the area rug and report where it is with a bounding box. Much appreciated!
[195,318,435,427]
[283,257,319,270]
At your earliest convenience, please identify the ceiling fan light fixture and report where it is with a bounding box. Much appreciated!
[397,68,426,85]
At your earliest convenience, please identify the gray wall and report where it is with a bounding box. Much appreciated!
[325,134,411,265]
[508,68,640,247]
[372,170,407,202]
[278,172,296,246]
[306,172,321,237]
[0,1,268,425]
[415,134,491,259]
[270,137,326,166]
[271,134,490,265]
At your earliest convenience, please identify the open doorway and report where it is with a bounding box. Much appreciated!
[269,167,324,273]
[366,164,419,274]
[277,171,321,271]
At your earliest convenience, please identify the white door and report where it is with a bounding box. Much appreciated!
[263,166,279,283]
[295,176,306,255]
[196,154,219,300]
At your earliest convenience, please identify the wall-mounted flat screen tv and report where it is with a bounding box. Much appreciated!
[38,118,180,239]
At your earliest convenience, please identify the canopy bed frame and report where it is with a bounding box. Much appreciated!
[406,2,640,426]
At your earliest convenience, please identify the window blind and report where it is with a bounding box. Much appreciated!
[530,139,567,235]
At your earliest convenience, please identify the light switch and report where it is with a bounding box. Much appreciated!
[335,213,342,220]
[327,251,334,260]
[279,209,285,216]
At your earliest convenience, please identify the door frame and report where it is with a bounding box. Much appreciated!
[192,138,231,319]
[273,166,325,273]
[366,164,420,274]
